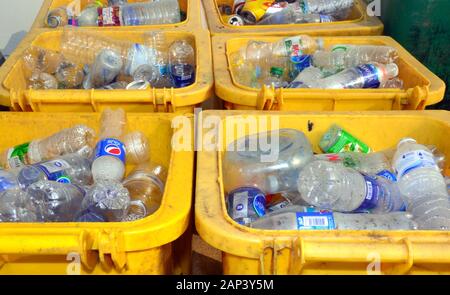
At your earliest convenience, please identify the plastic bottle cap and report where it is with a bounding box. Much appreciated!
[397,138,416,148]
[270,67,284,77]
[385,63,399,79]
[266,175,279,193]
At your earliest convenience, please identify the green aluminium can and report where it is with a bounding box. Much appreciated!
[319,124,371,154]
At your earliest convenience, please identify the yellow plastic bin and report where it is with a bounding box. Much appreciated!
[32,0,201,30]
[0,112,194,274]
[203,0,383,36]
[0,28,213,112]
[195,110,450,275]
[213,35,446,111]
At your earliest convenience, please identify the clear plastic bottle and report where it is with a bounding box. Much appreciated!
[300,0,355,19]
[314,151,396,181]
[272,35,323,78]
[297,160,405,213]
[169,40,196,88]
[122,162,167,221]
[288,66,323,88]
[392,138,450,230]
[55,61,85,89]
[46,7,69,28]
[312,45,399,72]
[123,131,150,165]
[16,153,93,189]
[90,48,123,88]
[92,108,127,182]
[245,41,272,88]
[0,125,95,169]
[0,189,38,222]
[0,169,19,192]
[263,55,289,88]
[26,180,85,222]
[229,48,253,87]
[78,180,130,222]
[223,129,314,194]
[250,205,418,230]
[28,72,58,90]
[310,63,399,89]
[22,47,63,77]
[61,30,158,77]
[258,5,335,25]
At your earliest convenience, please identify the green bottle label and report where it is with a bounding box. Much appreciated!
[327,130,371,154]
[7,142,30,169]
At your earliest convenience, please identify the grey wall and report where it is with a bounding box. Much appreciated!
[0,0,44,56]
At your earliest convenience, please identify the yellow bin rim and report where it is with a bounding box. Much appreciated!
[203,0,383,36]
[212,34,446,111]
[195,110,450,275]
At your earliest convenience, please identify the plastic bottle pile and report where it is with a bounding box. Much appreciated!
[219,0,354,26]
[223,127,450,231]
[21,30,196,90]
[46,0,182,28]
[0,108,167,223]
[230,34,403,90]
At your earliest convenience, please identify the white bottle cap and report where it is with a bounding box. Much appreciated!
[266,175,279,194]
[397,137,416,148]
[385,63,399,79]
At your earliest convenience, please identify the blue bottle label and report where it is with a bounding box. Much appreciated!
[296,212,336,230]
[355,64,382,88]
[94,138,126,164]
[376,169,397,182]
[35,159,72,183]
[291,55,312,73]
[354,175,380,212]
[320,15,333,23]
[170,64,195,88]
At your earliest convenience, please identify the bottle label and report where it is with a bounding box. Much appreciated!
[394,150,438,178]
[325,129,371,154]
[355,175,380,212]
[355,64,382,89]
[377,169,397,182]
[228,187,266,220]
[36,159,72,183]
[98,6,122,26]
[94,138,126,164]
[319,15,333,23]
[6,142,30,169]
[296,212,336,230]
[170,64,195,88]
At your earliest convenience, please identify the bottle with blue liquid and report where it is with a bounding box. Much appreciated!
[310,63,399,89]
[169,40,196,88]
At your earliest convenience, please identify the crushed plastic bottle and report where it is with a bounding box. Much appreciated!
[26,180,85,222]
[78,179,130,222]
[223,129,314,194]
[297,160,406,213]
[250,205,418,230]
[0,189,38,222]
